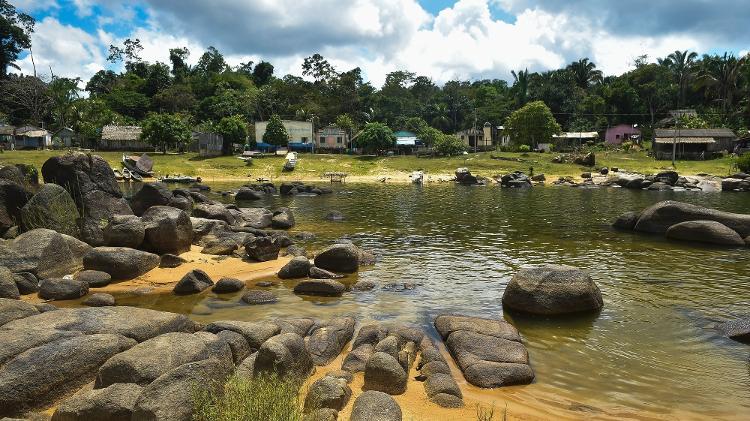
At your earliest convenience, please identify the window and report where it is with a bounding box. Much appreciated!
[301,137,308,142]
[320,136,325,144]
[616,134,620,139]
[337,137,343,144]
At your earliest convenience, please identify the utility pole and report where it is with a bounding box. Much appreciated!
[671,119,680,167]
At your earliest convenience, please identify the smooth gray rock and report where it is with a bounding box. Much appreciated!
[243,235,280,261]
[237,207,273,229]
[20,183,80,238]
[38,278,89,300]
[419,360,452,378]
[241,289,278,305]
[200,236,241,255]
[612,211,640,230]
[463,361,535,388]
[278,256,312,279]
[275,317,316,336]
[203,320,280,351]
[353,324,387,348]
[666,220,746,246]
[1,228,91,278]
[1,306,198,342]
[325,369,353,384]
[97,332,216,387]
[83,247,159,280]
[83,293,115,307]
[502,264,603,315]
[0,328,79,366]
[341,344,373,373]
[634,200,750,237]
[0,266,19,299]
[719,317,750,343]
[131,357,233,421]
[76,270,112,288]
[434,314,521,342]
[294,279,345,297]
[235,187,263,201]
[424,373,462,399]
[103,214,144,248]
[307,317,356,365]
[234,352,257,379]
[141,206,193,255]
[0,334,136,417]
[159,253,187,268]
[0,179,31,232]
[52,383,143,421]
[216,329,251,364]
[271,207,295,229]
[308,266,343,279]
[374,335,400,361]
[212,277,245,293]
[173,269,213,295]
[350,390,402,421]
[313,243,360,273]
[129,182,173,216]
[12,271,38,294]
[192,203,238,225]
[364,352,407,395]
[446,330,528,369]
[351,280,376,291]
[253,333,314,379]
[190,217,229,244]
[0,298,39,326]
[304,375,351,412]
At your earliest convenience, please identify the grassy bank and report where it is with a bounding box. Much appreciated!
[0,149,737,183]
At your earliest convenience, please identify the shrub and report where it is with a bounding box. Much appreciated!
[518,144,531,153]
[193,374,303,421]
[621,141,633,151]
[434,134,466,156]
[737,153,750,173]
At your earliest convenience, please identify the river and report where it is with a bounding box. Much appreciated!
[119,183,750,419]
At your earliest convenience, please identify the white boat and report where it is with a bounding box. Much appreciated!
[283,152,297,171]
[113,169,124,181]
[410,171,424,184]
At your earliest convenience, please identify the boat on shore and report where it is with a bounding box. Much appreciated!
[410,170,424,184]
[122,153,154,177]
[158,175,202,184]
[283,152,297,171]
[113,169,124,181]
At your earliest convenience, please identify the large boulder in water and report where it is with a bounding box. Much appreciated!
[129,182,173,216]
[235,187,263,201]
[243,235,280,261]
[314,243,360,273]
[278,256,312,279]
[502,264,603,315]
[20,183,80,238]
[103,214,145,248]
[633,201,750,237]
[83,247,160,280]
[237,208,273,229]
[173,269,214,295]
[665,220,746,246]
[0,228,91,278]
[0,179,31,233]
[612,211,640,230]
[271,207,295,229]
[141,206,193,255]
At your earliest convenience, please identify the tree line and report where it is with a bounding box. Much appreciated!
[1,1,749,153]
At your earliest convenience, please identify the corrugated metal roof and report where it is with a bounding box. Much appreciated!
[654,128,735,138]
[553,132,599,139]
[101,125,142,141]
[654,137,716,144]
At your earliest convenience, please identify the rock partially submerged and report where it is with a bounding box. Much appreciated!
[83,247,160,280]
[666,220,746,246]
[434,314,533,388]
[502,264,603,315]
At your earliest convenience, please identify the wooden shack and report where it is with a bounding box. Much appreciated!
[99,125,152,151]
[654,128,736,160]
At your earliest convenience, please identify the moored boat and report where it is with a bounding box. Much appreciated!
[122,153,154,177]
[283,152,297,171]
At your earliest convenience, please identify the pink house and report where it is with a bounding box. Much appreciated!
[605,124,640,145]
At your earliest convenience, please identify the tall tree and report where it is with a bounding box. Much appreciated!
[252,61,274,86]
[568,58,603,88]
[48,77,81,129]
[264,114,288,146]
[511,69,530,106]
[168,47,190,81]
[504,101,561,148]
[663,50,698,106]
[140,112,192,153]
[700,53,745,117]
[0,1,34,78]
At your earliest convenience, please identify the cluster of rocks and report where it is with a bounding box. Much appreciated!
[613,200,750,247]
[454,168,487,186]
[552,152,596,167]
[721,172,750,192]
[609,170,711,191]
[279,182,333,197]
[496,171,532,188]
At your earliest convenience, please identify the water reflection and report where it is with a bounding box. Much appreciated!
[120,182,750,416]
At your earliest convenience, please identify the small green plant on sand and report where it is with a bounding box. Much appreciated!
[193,374,303,421]
[476,403,508,421]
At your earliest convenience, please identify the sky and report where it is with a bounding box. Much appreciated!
[14,0,750,88]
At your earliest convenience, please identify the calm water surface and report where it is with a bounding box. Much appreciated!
[120,183,750,418]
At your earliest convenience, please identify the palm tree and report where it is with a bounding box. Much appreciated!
[700,53,746,116]
[568,58,603,88]
[664,50,698,106]
[511,69,529,106]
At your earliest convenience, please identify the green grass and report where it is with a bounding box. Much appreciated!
[0,148,738,183]
[192,374,304,421]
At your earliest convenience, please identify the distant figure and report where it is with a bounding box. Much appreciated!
[529,166,534,177]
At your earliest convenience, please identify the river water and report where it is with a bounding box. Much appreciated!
[120,183,750,419]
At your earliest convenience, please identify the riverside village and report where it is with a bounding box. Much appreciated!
[1,1,750,420]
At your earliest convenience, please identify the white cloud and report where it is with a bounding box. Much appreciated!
[14,0,59,13]
[16,17,105,82]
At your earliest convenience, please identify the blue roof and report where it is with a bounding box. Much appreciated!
[394,130,417,138]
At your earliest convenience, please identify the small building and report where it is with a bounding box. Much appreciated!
[99,125,151,151]
[605,124,641,145]
[255,120,313,151]
[456,127,491,150]
[549,132,599,151]
[394,130,422,154]
[54,127,77,148]
[316,126,349,151]
[654,128,736,160]
[0,125,15,149]
[15,126,51,149]
[192,132,223,156]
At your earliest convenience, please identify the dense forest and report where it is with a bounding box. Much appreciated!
[1,1,749,150]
